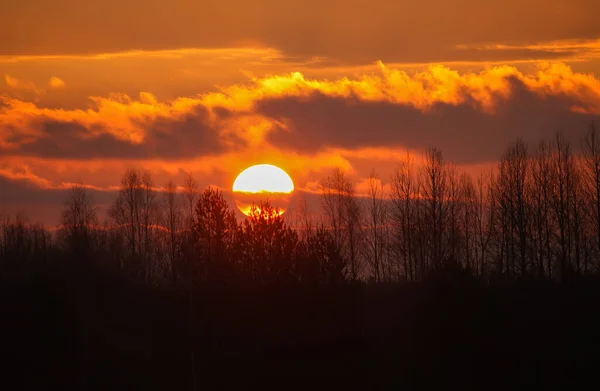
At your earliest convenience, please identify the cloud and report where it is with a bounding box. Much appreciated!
[48,77,65,88]
[2,62,600,165]
[0,163,55,189]
[2,61,600,228]
[239,63,599,162]
[4,74,40,94]
[259,78,598,162]
[456,38,600,61]
[3,106,245,160]
[1,0,599,64]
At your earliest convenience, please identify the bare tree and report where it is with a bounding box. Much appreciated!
[390,153,417,281]
[162,181,183,283]
[320,168,363,280]
[531,140,553,278]
[110,169,158,279]
[294,193,315,242]
[183,173,199,229]
[582,121,600,265]
[345,183,363,281]
[59,182,98,259]
[551,133,575,279]
[571,162,584,274]
[320,168,348,252]
[420,147,448,270]
[364,170,387,282]
[140,172,158,279]
[447,165,461,263]
[496,139,530,277]
[110,169,142,268]
[459,172,476,272]
[474,171,495,276]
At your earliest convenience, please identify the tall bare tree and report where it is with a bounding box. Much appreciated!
[474,171,495,276]
[551,133,575,279]
[183,173,199,229]
[531,140,553,278]
[59,182,98,259]
[390,153,417,281]
[496,139,530,277]
[111,169,142,268]
[420,147,448,270]
[162,181,183,283]
[320,168,363,280]
[447,165,461,263]
[140,172,158,279]
[110,169,158,279]
[582,122,600,265]
[321,168,348,252]
[364,171,387,282]
[459,172,476,272]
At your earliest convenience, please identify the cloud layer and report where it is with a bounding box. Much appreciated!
[3,62,599,162]
[2,61,600,226]
[2,0,599,64]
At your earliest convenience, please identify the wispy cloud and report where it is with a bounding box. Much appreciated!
[4,74,41,95]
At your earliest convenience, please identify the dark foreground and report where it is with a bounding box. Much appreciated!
[3,267,600,390]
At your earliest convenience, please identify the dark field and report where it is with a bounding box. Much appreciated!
[4,265,600,390]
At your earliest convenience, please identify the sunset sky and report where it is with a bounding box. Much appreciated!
[2,0,600,225]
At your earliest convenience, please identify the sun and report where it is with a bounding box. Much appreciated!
[232,164,294,216]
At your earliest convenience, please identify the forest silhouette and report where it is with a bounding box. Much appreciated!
[3,124,600,388]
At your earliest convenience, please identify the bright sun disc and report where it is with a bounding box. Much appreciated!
[232,164,294,215]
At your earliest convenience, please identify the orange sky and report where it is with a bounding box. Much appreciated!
[2,0,600,226]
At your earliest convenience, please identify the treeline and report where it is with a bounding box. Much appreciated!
[3,124,600,388]
[3,124,600,285]
[317,122,600,282]
[1,174,346,288]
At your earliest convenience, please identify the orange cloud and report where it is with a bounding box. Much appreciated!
[456,38,600,58]
[4,74,40,94]
[1,62,600,219]
[48,77,65,88]
[199,62,600,115]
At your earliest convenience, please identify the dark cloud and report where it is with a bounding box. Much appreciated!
[211,106,235,119]
[0,176,113,207]
[259,78,599,163]
[6,106,245,160]
[0,176,117,227]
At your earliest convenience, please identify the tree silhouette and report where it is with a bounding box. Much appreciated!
[183,172,199,229]
[239,201,298,284]
[421,146,449,270]
[58,182,98,262]
[364,170,388,282]
[391,152,418,281]
[193,186,237,282]
[583,122,600,266]
[320,168,363,280]
[161,180,183,283]
[301,226,346,286]
[110,169,159,280]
